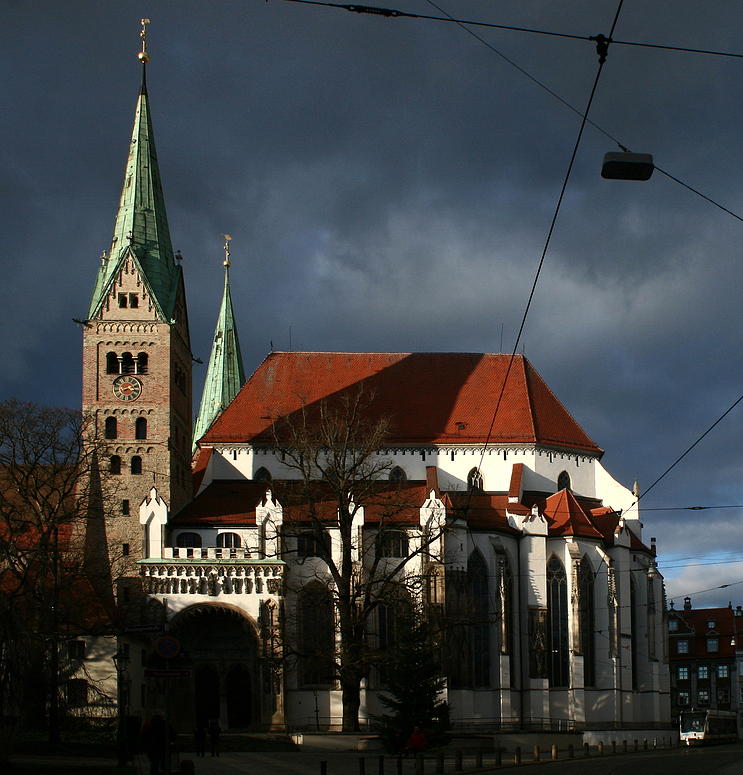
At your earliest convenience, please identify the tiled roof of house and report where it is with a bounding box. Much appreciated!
[542,488,604,538]
[201,351,603,454]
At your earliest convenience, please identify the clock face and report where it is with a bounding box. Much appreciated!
[113,375,142,402]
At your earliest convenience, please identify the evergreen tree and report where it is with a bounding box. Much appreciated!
[374,608,450,752]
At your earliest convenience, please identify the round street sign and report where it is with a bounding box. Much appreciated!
[155,635,181,659]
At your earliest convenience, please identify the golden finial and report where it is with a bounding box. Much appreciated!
[222,234,232,268]
[139,19,150,63]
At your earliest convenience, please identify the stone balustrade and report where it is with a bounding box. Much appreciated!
[140,558,285,597]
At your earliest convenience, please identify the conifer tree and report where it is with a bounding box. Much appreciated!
[374,608,449,751]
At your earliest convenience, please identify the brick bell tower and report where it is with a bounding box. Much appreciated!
[82,40,192,564]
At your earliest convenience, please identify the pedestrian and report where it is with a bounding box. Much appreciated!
[208,717,221,757]
[405,726,426,756]
[194,723,206,757]
[141,710,169,775]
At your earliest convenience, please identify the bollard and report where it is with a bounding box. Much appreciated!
[568,744,574,759]
[623,740,627,753]
[653,738,657,750]
[611,741,616,754]
[643,739,648,751]
[321,761,328,775]
[360,757,366,775]
[598,741,604,756]
[476,750,483,768]
[378,755,385,775]
[583,742,590,757]
[634,740,638,752]
[514,746,521,765]
[552,744,558,761]
[454,749,463,771]
[415,752,424,775]
[534,745,540,762]
[436,751,444,774]
[397,755,403,775]
[495,747,502,766]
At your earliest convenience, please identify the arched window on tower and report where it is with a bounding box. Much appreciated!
[120,352,135,375]
[104,417,117,440]
[110,455,121,475]
[130,456,142,475]
[135,417,147,440]
[557,470,572,491]
[106,352,120,374]
[467,468,484,493]
[547,556,569,687]
[136,352,148,374]
[298,582,335,686]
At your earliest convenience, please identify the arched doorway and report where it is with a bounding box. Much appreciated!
[169,605,261,730]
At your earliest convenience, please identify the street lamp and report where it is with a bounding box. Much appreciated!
[112,646,130,768]
[601,151,654,181]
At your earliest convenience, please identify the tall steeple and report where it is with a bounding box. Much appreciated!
[87,64,181,322]
[193,236,246,450]
[82,23,193,567]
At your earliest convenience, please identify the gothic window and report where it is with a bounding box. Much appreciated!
[468,551,490,687]
[105,416,117,440]
[389,466,407,484]
[298,583,335,686]
[496,553,514,656]
[110,455,121,475]
[130,456,142,475]
[120,352,135,375]
[378,530,409,558]
[136,352,148,374]
[467,468,484,493]
[135,417,147,440]
[216,532,241,549]
[547,556,569,687]
[630,577,638,689]
[254,467,272,483]
[557,470,571,491]
[578,556,596,685]
[106,352,120,374]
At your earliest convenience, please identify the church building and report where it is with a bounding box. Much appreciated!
[81,49,670,736]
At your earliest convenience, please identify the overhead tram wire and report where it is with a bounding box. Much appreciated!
[278,0,743,60]
[283,0,743,227]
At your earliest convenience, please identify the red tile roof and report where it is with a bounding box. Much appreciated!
[200,352,603,454]
[542,488,604,539]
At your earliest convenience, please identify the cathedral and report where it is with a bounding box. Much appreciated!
[80,51,671,736]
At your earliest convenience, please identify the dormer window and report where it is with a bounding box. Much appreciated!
[129,293,139,309]
[708,619,716,629]
[669,619,678,632]
[118,293,128,308]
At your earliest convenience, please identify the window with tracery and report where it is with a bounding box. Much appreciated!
[578,556,596,685]
[547,556,569,687]
[467,468,484,493]
[557,470,571,491]
[468,551,491,687]
[298,583,335,686]
[389,466,407,484]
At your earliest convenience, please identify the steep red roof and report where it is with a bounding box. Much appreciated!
[543,488,604,539]
[201,352,602,454]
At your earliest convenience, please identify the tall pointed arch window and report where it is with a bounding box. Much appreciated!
[547,556,569,687]
[496,553,514,656]
[467,468,484,493]
[557,470,571,491]
[578,556,596,686]
[468,551,490,687]
[298,583,335,686]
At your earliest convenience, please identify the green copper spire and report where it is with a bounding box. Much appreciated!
[193,237,246,450]
[87,59,181,321]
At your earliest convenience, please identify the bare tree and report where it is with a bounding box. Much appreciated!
[271,388,447,731]
[0,400,120,747]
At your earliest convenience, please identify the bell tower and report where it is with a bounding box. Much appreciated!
[82,29,192,562]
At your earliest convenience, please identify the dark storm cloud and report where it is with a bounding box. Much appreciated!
[3,0,743,605]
